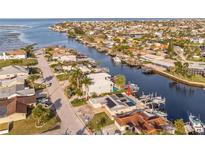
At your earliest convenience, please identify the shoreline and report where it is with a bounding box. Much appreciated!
[51,27,205,89]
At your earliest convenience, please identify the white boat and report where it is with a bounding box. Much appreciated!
[113,57,121,63]
[189,114,204,134]
[145,109,167,118]
[152,96,166,104]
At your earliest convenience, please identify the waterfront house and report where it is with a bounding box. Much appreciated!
[0,95,36,124]
[188,63,205,76]
[83,73,113,96]
[0,50,27,60]
[115,111,172,134]
[0,65,28,80]
[88,93,138,116]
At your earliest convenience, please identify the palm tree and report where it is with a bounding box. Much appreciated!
[69,68,83,89]
[81,76,92,98]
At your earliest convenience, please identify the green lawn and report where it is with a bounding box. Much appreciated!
[8,116,60,135]
[87,112,114,132]
[56,73,70,81]
[0,59,38,68]
[70,98,87,107]
[170,72,205,84]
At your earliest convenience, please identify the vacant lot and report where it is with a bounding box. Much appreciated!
[87,112,114,132]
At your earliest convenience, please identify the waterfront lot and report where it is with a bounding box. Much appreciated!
[87,112,114,132]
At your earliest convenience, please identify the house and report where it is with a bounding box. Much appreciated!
[0,95,36,124]
[62,65,72,72]
[188,63,205,76]
[59,55,77,62]
[115,111,172,134]
[0,65,28,80]
[78,65,91,74]
[88,93,138,116]
[104,94,137,116]
[0,50,27,60]
[0,84,35,99]
[8,50,27,59]
[0,76,25,87]
[83,73,113,96]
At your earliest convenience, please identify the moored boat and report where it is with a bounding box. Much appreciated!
[112,56,121,63]
[189,114,204,134]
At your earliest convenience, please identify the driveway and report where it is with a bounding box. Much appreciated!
[35,50,89,135]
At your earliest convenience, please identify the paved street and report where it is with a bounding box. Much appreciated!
[35,50,88,135]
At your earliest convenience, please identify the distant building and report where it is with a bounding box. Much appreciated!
[83,73,113,96]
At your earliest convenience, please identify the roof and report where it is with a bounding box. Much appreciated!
[8,50,26,56]
[106,94,136,111]
[87,72,111,80]
[0,84,35,99]
[0,76,25,87]
[116,112,168,134]
[0,96,36,116]
[0,65,28,76]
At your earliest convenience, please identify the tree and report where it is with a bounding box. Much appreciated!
[115,74,126,89]
[174,119,186,135]
[81,76,92,98]
[32,105,54,126]
[69,68,83,89]
[21,44,37,58]
[167,39,174,58]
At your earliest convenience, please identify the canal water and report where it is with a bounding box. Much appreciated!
[0,19,205,122]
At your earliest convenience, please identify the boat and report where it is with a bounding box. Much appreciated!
[125,82,140,93]
[189,114,204,134]
[112,56,121,63]
[145,109,168,118]
[140,92,166,105]
[152,96,166,104]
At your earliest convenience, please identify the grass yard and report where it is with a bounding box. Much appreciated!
[87,112,114,132]
[70,98,87,107]
[56,73,70,81]
[0,59,38,68]
[170,72,205,84]
[8,116,60,135]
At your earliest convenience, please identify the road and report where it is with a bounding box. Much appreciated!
[35,50,88,135]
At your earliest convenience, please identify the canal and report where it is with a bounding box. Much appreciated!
[0,19,205,122]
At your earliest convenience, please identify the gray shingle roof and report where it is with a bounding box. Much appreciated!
[0,65,28,76]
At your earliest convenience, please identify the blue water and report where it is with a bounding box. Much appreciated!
[0,19,205,122]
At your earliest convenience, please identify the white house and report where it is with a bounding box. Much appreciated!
[0,50,27,60]
[83,73,113,96]
[60,55,77,62]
